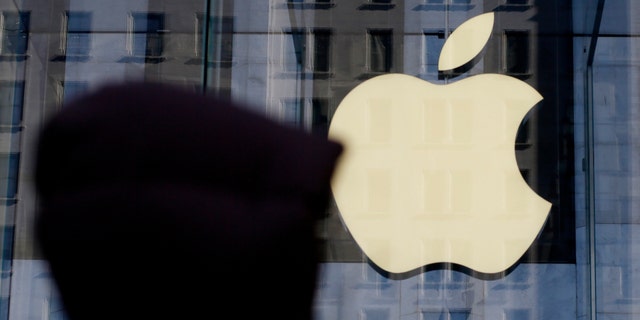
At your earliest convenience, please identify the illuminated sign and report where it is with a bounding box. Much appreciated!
[328,12,551,274]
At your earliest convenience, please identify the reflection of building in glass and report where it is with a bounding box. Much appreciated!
[63,11,92,58]
[0,11,29,56]
[129,12,165,58]
[3,0,640,319]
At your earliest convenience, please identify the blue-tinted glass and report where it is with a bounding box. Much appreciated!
[449,310,470,320]
[421,311,446,320]
[62,81,89,105]
[283,100,303,127]
[132,13,164,56]
[1,12,29,55]
[425,31,444,73]
[0,81,24,126]
[284,29,306,71]
[0,154,20,199]
[504,309,530,320]
[363,308,389,320]
[66,12,92,56]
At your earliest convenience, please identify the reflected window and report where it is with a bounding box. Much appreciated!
[281,99,304,128]
[0,11,29,55]
[129,12,164,57]
[449,310,471,320]
[211,17,234,62]
[283,28,306,72]
[422,310,470,320]
[503,30,530,74]
[0,81,24,127]
[503,309,530,320]
[195,14,233,62]
[283,28,332,73]
[195,13,204,56]
[313,29,331,72]
[423,30,445,74]
[361,308,390,320]
[368,29,392,73]
[1,224,14,263]
[62,11,92,57]
[0,154,20,199]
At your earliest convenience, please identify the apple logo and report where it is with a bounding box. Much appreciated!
[328,12,551,275]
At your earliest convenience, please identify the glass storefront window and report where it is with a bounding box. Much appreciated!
[1,0,639,319]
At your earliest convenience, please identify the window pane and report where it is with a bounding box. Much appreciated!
[132,13,164,57]
[284,29,306,71]
[62,81,89,106]
[282,99,303,127]
[66,12,92,56]
[0,81,24,126]
[368,29,392,72]
[313,29,331,72]
[504,30,529,74]
[1,12,29,55]
[0,154,20,199]
[424,31,445,74]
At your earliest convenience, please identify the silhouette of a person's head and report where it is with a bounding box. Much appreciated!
[34,82,342,319]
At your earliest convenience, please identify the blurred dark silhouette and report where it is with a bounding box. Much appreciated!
[33,82,342,319]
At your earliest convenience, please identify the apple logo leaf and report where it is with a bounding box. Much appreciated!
[438,12,494,72]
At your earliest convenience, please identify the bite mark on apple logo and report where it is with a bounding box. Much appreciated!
[328,12,551,275]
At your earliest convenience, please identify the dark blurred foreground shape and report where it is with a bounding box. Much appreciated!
[33,82,343,319]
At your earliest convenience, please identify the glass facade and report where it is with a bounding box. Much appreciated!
[0,0,636,319]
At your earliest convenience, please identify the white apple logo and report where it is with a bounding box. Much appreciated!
[328,12,551,274]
